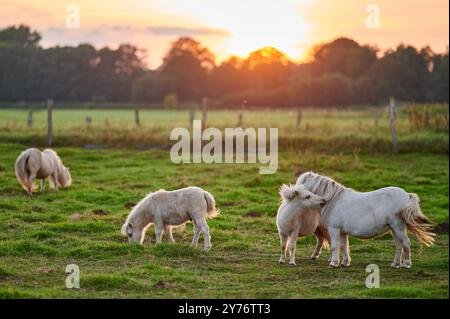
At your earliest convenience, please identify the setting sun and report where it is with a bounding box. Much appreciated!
[162,0,311,60]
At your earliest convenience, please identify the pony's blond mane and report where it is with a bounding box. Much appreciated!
[297,172,347,214]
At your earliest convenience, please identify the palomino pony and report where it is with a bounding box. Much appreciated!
[296,172,435,268]
[276,184,329,266]
[15,148,72,195]
[121,186,219,251]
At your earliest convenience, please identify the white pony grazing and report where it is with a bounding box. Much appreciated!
[296,172,436,268]
[15,148,72,195]
[276,184,328,266]
[121,186,219,250]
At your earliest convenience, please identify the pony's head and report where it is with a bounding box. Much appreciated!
[121,193,156,244]
[58,165,72,188]
[279,184,326,209]
[121,220,145,244]
[296,171,345,202]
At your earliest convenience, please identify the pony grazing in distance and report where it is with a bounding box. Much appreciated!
[15,148,72,195]
[296,172,435,269]
[121,186,219,251]
[276,184,329,266]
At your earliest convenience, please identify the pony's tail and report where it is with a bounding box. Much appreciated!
[314,224,330,249]
[279,184,299,202]
[399,193,436,252]
[203,191,219,218]
[15,151,34,193]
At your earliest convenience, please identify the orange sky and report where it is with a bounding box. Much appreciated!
[0,0,448,68]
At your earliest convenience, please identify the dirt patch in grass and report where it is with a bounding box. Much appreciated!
[243,211,262,218]
[124,202,136,209]
[154,280,171,289]
[93,209,110,216]
[433,222,449,234]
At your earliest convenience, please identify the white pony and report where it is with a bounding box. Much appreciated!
[15,148,72,195]
[296,172,435,268]
[121,186,219,250]
[276,184,329,266]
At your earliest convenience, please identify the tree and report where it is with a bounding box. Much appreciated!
[0,25,41,48]
[311,37,378,79]
[160,37,215,100]
[208,56,251,98]
[369,45,433,103]
[427,51,449,102]
[131,71,173,102]
[245,47,292,90]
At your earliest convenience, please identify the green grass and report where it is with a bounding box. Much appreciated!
[0,106,448,153]
[0,143,448,298]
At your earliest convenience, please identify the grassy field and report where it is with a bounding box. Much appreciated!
[0,105,448,154]
[0,141,448,298]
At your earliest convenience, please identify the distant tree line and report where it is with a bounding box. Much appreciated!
[0,25,448,107]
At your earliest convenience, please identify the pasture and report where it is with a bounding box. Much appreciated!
[0,106,448,298]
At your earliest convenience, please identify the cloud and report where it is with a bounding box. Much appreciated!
[111,25,229,36]
[40,24,230,68]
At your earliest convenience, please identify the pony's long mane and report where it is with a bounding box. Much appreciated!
[279,184,300,203]
[297,172,348,214]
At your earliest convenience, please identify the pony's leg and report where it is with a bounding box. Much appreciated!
[328,227,341,268]
[278,233,288,263]
[195,218,211,251]
[165,225,175,243]
[40,179,45,192]
[288,228,300,266]
[191,221,201,247]
[391,221,411,269]
[390,235,403,268]
[27,170,37,195]
[154,223,164,245]
[340,233,351,267]
[311,234,324,260]
[50,174,59,191]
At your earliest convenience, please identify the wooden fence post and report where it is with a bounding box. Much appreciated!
[134,109,140,126]
[238,100,246,127]
[85,116,92,127]
[47,99,53,146]
[201,97,208,132]
[27,110,33,128]
[373,110,380,127]
[389,97,398,154]
[237,112,244,127]
[296,109,303,129]
[189,108,195,131]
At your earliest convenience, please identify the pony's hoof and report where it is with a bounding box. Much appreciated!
[328,261,339,268]
[311,255,319,260]
[340,260,351,267]
[400,262,411,269]
[289,262,296,267]
[204,246,211,252]
[390,262,400,269]
[278,259,285,264]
